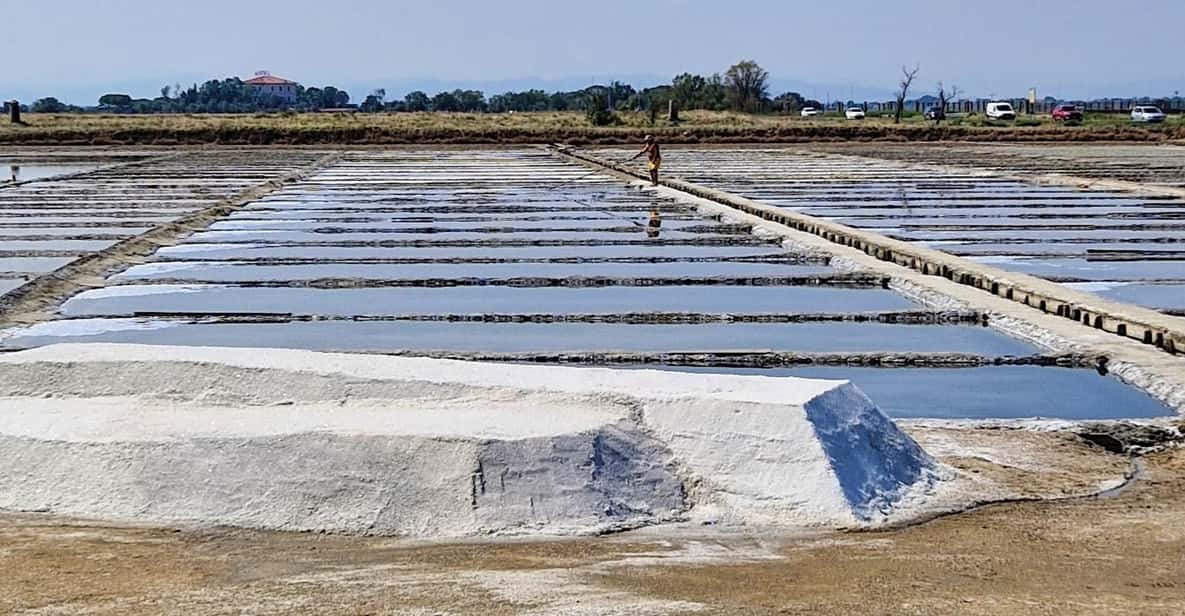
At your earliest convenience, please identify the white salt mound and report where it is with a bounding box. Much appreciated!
[0,344,944,536]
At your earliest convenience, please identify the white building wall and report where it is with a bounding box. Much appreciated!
[249,84,298,104]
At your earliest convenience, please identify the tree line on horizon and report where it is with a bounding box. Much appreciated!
[22,60,829,116]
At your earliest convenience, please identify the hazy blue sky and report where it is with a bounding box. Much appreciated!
[3,0,1184,102]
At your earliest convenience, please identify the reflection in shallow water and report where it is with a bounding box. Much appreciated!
[650,365,1172,420]
[647,207,662,239]
[0,163,99,183]
[0,320,1038,356]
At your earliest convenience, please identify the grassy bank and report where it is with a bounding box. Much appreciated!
[3,110,1183,145]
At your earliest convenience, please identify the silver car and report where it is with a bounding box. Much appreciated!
[1131,105,1167,123]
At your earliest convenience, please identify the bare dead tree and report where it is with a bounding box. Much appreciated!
[894,64,919,124]
[934,81,961,125]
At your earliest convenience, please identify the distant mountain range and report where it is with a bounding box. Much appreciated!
[2,74,1180,107]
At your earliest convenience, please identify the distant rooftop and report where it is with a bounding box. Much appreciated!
[244,71,297,86]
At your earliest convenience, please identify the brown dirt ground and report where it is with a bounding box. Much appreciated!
[2,428,1183,615]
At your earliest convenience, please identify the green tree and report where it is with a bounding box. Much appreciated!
[772,91,806,114]
[360,95,384,113]
[549,92,571,111]
[99,94,133,107]
[404,91,431,112]
[31,97,68,113]
[320,87,344,108]
[454,89,486,112]
[431,91,461,112]
[300,87,323,109]
[702,74,730,110]
[585,90,616,126]
[724,60,770,113]
[671,73,707,108]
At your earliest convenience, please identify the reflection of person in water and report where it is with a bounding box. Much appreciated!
[646,205,662,238]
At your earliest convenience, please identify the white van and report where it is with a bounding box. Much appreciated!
[985,102,1017,120]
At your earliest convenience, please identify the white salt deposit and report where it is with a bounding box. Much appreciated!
[0,317,179,341]
[69,284,216,300]
[1063,281,1134,293]
[0,344,945,536]
[159,243,266,254]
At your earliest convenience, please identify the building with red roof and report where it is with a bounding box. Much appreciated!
[244,71,299,104]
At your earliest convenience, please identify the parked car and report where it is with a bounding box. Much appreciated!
[1051,104,1084,122]
[800,107,822,118]
[985,102,1017,121]
[1131,105,1166,123]
[924,106,946,121]
[844,107,866,120]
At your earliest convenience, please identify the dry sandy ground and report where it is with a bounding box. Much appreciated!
[3,427,1183,615]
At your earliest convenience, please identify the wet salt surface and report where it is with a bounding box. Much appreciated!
[229,209,685,222]
[893,229,1185,242]
[10,149,1175,422]
[1065,282,1185,311]
[0,256,75,274]
[839,216,1185,229]
[807,205,1185,218]
[966,257,1185,281]
[154,243,791,261]
[112,260,833,282]
[627,148,1185,313]
[0,279,25,295]
[0,164,101,182]
[0,319,1037,355]
[0,226,149,237]
[187,229,730,243]
[61,284,917,317]
[0,240,118,252]
[649,365,1172,420]
[931,241,1181,257]
[207,218,718,232]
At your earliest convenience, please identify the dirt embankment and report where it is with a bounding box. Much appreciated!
[3,124,1184,146]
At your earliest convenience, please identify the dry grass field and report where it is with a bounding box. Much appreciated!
[3,110,1183,145]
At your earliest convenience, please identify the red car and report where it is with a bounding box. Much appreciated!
[1051,104,1084,122]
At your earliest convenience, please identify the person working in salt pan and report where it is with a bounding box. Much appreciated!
[630,135,662,186]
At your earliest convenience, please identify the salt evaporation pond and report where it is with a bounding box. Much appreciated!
[658,365,1171,420]
[614,147,1185,313]
[1,162,101,182]
[0,149,1173,422]
[0,152,328,298]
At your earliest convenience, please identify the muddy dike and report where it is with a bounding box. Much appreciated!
[1077,421,1184,453]
[2,123,1184,146]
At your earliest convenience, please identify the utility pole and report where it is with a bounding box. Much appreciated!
[7,100,20,125]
